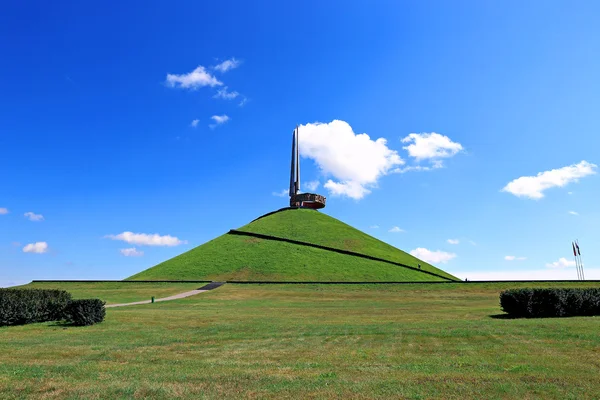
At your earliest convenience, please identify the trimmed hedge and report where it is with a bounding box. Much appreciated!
[0,289,72,326]
[63,299,106,326]
[500,288,600,318]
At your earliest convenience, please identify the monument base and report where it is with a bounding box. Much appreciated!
[290,193,326,209]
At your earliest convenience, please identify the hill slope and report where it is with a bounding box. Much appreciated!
[129,208,459,282]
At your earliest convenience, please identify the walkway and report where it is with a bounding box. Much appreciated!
[106,282,225,308]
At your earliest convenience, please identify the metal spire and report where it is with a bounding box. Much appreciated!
[289,126,301,197]
[289,127,296,197]
[296,125,300,194]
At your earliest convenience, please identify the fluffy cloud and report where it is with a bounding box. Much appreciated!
[401,133,463,161]
[370,225,379,229]
[213,86,239,100]
[209,114,230,129]
[447,239,459,245]
[120,248,144,257]
[546,257,576,268]
[393,161,444,174]
[504,255,526,261]
[298,120,404,200]
[23,242,48,254]
[24,212,44,222]
[502,161,597,200]
[214,58,241,73]
[303,180,320,192]
[410,248,457,264]
[324,180,371,199]
[0,208,8,215]
[190,119,199,128]
[388,226,404,233]
[453,268,600,281]
[166,66,222,89]
[272,189,288,197]
[105,232,187,247]
[568,211,579,216]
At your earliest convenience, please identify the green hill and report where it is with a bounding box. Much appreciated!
[129,208,459,282]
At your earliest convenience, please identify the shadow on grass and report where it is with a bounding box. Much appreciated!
[489,313,588,319]
[489,313,517,319]
[48,321,87,327]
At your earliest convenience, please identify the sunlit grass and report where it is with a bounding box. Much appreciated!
[2,281,599,399]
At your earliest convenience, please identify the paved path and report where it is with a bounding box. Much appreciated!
[106,282,225,308]
[106,289,208,308]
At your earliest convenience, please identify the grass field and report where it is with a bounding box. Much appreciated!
[130,208,457,282]
[2,281,600,399]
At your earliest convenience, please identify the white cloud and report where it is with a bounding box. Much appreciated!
[23,242,48,254]
[24,212,44,222]
[505,256,526,261]
[410,248,457,264]
[502,161,597,200]
[401,133,463,161]
[388,226,405,233]
[324,180,371,199]
[393,161,444,174]
[209,114,230,129]
[298,120,404,200]
[238,97,248,107]
[213,58,241,73]
[0,208,8,215]
[546,257,576,268]
[370,225,379,229]
[213,86,239,100]
[0,279,28,288]
[447,239,459,245]
[272,189,288,197]
[303,180,320,192]
[568,211,579,216]
[105,232,187,247]
[120,248,144,257]
[568,191,573,195]
[166,66,222,89]
[469,240,477,246]
[190,119,199,128]
[453,268,600,281]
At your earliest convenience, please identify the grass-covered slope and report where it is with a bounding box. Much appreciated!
[129,208,458,282]
[238,208,458,280]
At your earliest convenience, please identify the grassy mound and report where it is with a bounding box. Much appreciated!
[129,208,458,282]
[238,208,456,280]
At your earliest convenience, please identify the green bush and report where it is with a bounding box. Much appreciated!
[0,289,72,326]
[500,288,600,318]
[63,299,106,326]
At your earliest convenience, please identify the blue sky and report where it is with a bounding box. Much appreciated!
[2,1,599,286]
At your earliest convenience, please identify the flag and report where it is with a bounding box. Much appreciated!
[576,242,581,256]
[572,242,577,257]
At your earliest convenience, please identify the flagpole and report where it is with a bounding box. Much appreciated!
[577,239,584,281]
[573,242,581,280]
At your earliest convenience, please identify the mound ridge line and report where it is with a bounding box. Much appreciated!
[228,229,457,282]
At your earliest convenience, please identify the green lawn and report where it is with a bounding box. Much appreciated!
[2,281,599,399]
[130,208,457,282]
